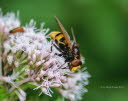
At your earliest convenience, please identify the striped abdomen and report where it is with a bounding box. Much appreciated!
[50,32,68,51]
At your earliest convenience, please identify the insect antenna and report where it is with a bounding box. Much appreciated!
[71,27,77,43]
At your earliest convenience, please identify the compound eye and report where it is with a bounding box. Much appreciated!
[77,60,82,65]
[71,59,82,67]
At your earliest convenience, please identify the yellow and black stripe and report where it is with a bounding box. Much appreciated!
[50,32,68,50]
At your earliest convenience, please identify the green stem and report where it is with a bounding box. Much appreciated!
[8,78,32,93]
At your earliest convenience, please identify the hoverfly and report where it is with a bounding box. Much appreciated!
[9,27,24,34]
[50,17,82,71]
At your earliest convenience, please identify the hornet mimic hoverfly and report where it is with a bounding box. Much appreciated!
[50,17,82,71]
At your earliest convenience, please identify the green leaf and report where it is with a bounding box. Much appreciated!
[56,97,62,101]
[0,85,9,101]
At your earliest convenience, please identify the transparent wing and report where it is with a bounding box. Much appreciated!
[54,16,71,49]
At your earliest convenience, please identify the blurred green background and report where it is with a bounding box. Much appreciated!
[0,0,128,101]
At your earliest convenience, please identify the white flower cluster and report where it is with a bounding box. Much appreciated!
[58,69,90,101]
[0,9,20,35]
[0,9,90,101]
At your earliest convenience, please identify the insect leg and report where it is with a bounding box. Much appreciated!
[51,41,62,53]
[53,43,63,52]
[50,42,64,57]
[51,43,65,57]
[55,53,63,57]
[58,62,66,69]
[61,62,70,69]
[50,41,53,52]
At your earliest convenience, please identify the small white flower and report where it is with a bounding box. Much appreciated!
[14,61,19,67]
[58,69,91,101]
[7,55,13,65]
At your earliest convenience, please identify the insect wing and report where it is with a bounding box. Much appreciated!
[54,16,71,49]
